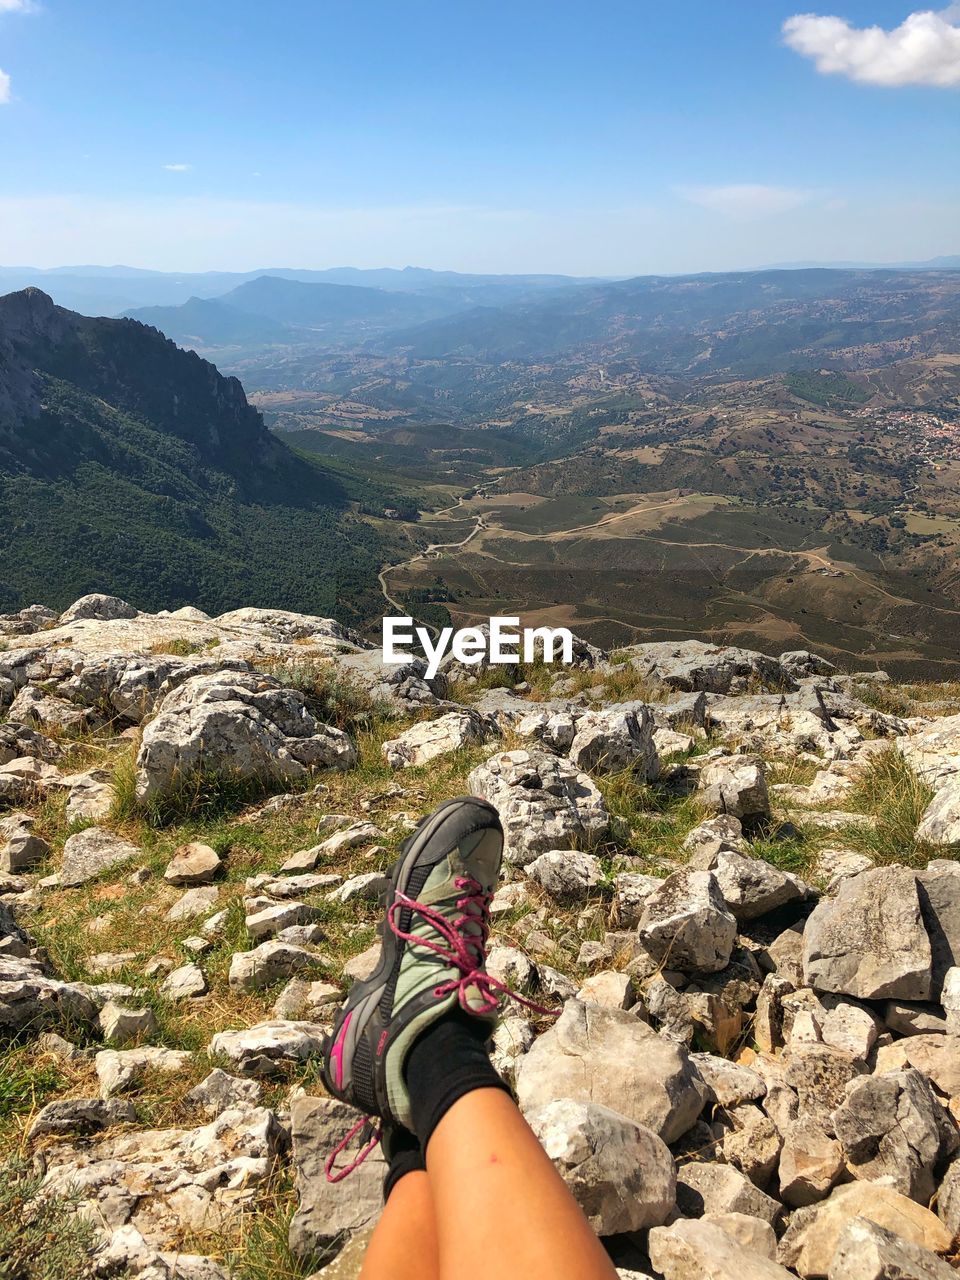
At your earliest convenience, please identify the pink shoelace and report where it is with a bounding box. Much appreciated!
[324,875,557,1183]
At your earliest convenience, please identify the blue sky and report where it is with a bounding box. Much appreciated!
[0,0,958,273]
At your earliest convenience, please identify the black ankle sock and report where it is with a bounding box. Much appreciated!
[382,1125,426,1202]
[404,1010,510,1152]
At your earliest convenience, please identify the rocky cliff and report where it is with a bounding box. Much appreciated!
[2,595,960,1279]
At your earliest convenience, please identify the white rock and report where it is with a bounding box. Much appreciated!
[528,1099,675,1234]
[525,849,602,902]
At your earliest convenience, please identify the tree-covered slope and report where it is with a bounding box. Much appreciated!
[0,289,400,622]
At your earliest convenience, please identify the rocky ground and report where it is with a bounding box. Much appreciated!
[3,594,960,1280]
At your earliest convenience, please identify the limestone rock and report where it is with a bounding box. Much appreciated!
[208,1020,327,1073]
[28,1097,136,1140]
[61,826,141,887]
[98,1001,158,1045]
[245,901,324,941]
[186,1069,263,1117]
[778,1182,953,1278]
[916,781,960,847]
[135,670,356,801]
[698,756,771,822]
[829,1217,957,1280]
[938,1157,960,1235]
[567,703,659,779]
[288,1096,385,1261]
[467,748,609,867]
[525,849,602,902]
[163,843,222,886]
[778,1118,844,1207]
[784,1043,865,1130]
[229,941,320,993]
[917,860,960,996]
[330,872,390,904]
[578,969,635,1010]
[515,999,707,1144]
[676,1161,781,1225]
[611,872,663,927]
[0,810,50,873]
[95,1047,193,1097]
[694,847,808,922]
[650,1218,795,1280]
[802,866,933,1001]
[831,1069,948,1202]
[165,885,219,921]
[637,869,737,974]
[63,768,115,822]
[159,963,208,1000]
[692,1053,766,1108]
[39,1106,283,1248]
[528,1099,676,1235]
[381,710,495,768]
[59,592,138,622]
[874,1033,960,1097]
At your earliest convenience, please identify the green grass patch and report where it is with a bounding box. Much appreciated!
[840,747,938,867]
[0,1158,102,1280]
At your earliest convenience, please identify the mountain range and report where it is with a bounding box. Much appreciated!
[0,288,403,620]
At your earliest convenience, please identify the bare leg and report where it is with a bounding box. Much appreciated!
[427,1087,618,1280]
[359,1170,440,1280]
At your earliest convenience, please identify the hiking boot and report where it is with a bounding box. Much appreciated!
[322,796,504,1133]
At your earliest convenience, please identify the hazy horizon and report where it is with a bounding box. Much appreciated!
[1,2,958,275]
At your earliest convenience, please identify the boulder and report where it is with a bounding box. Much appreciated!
[525,849,603,902]
[567,704,659,779]
[692,1054,766,1108]
[650,1218,795,1280]
[917,860,960,997]
[59,593,138,622]
[578,970,635,1010]
[637,869,737,974]
[676,1161,781,1225]
[831,1069,946,1203]
[288,1096,384,1261]
[778,1118,844,1207]
[698,756,771,822]
[620,640,786,695]
[829,1217,957,1280]
[515,999,707,1144]
[0,810,50,873]
[692,846,807,922]
[135,670,356,801]
[163,843,222,886]
[778,1183,953,1279]
[528,1099,675,1235]
[467,749,609,867]
[61,827,141,887]
[802,866,933,1001]
[381,710,495,767]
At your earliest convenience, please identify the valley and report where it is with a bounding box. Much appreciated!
[3,266,960,677]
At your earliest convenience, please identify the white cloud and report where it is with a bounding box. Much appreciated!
[679,184,812,220]
[783,7,960,87]
[0,0,35,11]
[0,68,10,104]
[162,163,193,172]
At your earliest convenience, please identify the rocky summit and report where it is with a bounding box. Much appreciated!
[3,595,960,1279]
